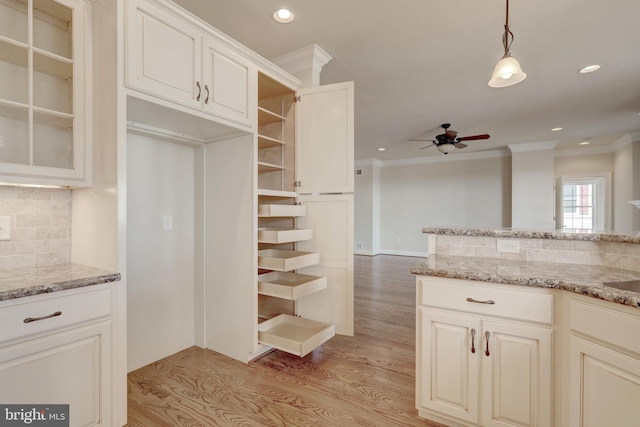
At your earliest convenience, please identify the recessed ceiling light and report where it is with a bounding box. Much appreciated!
[551,127,563,132]
[273,8,294,23]
[579,65,601,74]
[579,141,590,146]
[378,148,386,152]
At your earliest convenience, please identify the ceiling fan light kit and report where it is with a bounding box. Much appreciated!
[488,0,527,88]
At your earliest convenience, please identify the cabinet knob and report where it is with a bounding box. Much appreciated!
[466,297,495,305]
[24,311,62,323]
[485,331,491,357]
[470,328,476,353]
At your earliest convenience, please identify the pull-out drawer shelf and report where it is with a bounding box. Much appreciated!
[257,249,320,272]
[258,314,335,357]
[258,204,306,217]
[258,271,327,300]
[258,228,312,244]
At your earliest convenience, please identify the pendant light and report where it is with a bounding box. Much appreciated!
[488,0,527,88]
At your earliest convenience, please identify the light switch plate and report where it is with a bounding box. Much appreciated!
[163,215,173,231]
[0,216,11,241]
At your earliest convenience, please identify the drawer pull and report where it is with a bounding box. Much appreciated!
[485,331,491,357]
[196,81,201,101]
[23,311,62,323]
[466,297,495,305]
[470,328,476,353]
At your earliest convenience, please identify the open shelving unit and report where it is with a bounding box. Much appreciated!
[255,72,334,357]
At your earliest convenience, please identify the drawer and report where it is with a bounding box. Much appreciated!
[0,287,111,344]
[418,277,554,324]
[569,298,640,354]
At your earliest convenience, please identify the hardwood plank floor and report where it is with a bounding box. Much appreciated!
[127,255,445,426]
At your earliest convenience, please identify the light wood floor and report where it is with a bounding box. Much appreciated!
[127,255,445,426]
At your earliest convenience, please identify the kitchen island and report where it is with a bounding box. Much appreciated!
[413,227,640,427]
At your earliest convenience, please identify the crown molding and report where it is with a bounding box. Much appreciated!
[377,149,509,167]
[508,140,558,153]
[271,44,332,75]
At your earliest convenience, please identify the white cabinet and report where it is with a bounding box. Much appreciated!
[416,276,554,427]
[126,0,254,129]
[295,82,354,194]
[566,295,640,427]
[0,0,91,186]
[0,285,117,426]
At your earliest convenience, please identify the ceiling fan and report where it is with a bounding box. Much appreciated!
[411,123,490,154]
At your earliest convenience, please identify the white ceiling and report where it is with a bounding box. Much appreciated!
[174,0,640,161]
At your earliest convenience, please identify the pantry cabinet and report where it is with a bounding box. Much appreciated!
[126,0,254,130]
[0,0,91,186]
[416,276,555,427]
[0,284,118,426]
[252,72,354,357]
[565,295,640,427]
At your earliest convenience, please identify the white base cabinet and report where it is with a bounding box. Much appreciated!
[566,295,640,427]
[417,276,555,427]
[0,284,118,426]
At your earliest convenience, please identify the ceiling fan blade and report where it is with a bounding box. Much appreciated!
[454,142,468,149]
[457,134,490,141]
[419,143,436,150]
[409,139,436,142]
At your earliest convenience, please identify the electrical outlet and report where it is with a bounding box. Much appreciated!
[497,239,519,253]
[0,216,11,241]
[355,242,363,249]
[162,215,173,231]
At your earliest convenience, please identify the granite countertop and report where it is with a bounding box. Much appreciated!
[421,226,640,244]
[0,264,121,302]
[410,256,640,309]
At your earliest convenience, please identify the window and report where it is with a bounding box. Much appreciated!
[555,175,609,233]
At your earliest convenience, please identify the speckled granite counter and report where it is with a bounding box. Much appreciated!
[0,264,121,301]
[410,256,640,309]
[422,226,640,243]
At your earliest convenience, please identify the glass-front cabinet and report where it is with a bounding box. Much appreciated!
[0,0,90,186]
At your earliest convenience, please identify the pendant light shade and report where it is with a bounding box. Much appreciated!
[489,0,526,88]
[489,54,527,87]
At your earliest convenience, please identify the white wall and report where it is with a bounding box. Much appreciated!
[511,146,555,229]
[126,133,195,371]
[614,139,639,233]
[378,155,511,256]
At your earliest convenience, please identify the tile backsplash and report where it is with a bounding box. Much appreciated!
[433,234,640,273]
[0,186,71,269]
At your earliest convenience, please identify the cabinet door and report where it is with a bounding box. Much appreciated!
[418,309,480,424]
[0,0,89,186]
[0,322,111,426]
[481,321,553,427]
[296,194,354,335]
[202,40,254,128]
[295,81,354,194]
[568,336,640,427]
[126,0,201,108]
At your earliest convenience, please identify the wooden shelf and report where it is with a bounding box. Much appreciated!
[258,271,327,300]
[258,204,306,217]
[257,161,284,173]
[257,188,297,198]
[258,228,312,244]
[258,107,285,125]
[258,314,335,357]
[257,249,319,272]
[258,72,293,99]
[258,134,284,149]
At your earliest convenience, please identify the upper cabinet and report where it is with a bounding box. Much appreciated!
[0,0,91,186]
[125,0,255,131]
[295,82,354,194]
